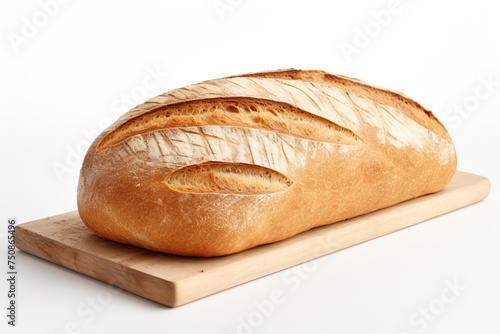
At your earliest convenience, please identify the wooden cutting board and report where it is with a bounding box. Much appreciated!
[15,171,490,307]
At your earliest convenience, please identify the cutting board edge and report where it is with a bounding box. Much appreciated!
[15,224,181,307]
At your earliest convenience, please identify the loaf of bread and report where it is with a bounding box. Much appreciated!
[77,69,457,257]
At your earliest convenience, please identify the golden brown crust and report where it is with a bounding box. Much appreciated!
[231,69,451,143]
[77,69,457,257]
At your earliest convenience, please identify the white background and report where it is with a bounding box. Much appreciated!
[1,0,499,333]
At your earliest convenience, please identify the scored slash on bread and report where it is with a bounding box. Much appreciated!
[97,97,364,150]
[77,69,457,257]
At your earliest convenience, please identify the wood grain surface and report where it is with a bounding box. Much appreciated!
[15,171,490,307]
